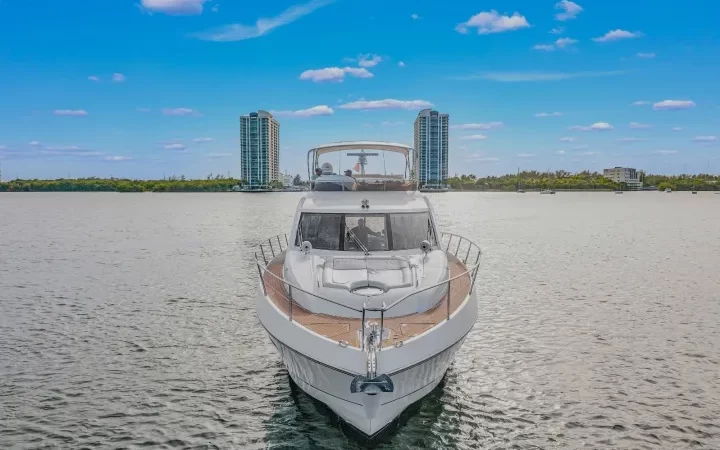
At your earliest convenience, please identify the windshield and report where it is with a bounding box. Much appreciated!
[295,212,435,251]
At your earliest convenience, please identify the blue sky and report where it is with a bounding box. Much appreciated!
[1,0,718,180]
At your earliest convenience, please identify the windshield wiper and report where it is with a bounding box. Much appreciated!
[346,228,369,254]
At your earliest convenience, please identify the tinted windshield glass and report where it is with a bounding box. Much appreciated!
[389,212,434,250]
[296,212,435,251]
[344,215,388,251]
[296,213,341,250]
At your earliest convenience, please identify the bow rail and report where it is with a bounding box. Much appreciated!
[253,232,481,349]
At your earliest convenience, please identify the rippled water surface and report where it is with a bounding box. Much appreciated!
[1,192,719,449]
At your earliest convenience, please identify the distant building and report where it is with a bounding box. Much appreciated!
[282,173,294,188]
[240,110,279,188]
[603,167,643,190]
[414,109,449,187]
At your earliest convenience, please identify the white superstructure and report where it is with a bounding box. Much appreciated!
[253,141,480,438]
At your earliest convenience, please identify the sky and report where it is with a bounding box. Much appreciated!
[0,0,719,180]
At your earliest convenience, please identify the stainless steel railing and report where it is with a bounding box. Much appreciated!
[253,232,481,350]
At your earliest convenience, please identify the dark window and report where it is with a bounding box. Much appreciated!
[296,213,341,250]
[344,215,388,251]
[390,212,434,249]
[296,212,436,251]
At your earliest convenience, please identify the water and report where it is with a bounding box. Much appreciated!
[1,192,719,449]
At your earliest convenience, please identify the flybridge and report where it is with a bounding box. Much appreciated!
[307,141,418,192]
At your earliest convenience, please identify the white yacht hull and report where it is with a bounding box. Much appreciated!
[256,284,478,437]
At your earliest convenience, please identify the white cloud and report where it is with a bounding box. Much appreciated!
[411,13,420,20]
[573,145,589,150]
[357,54,382,68]
[517,153,534,158]
[629,122,652,129]
[653,150,678,155]
[105,156,133,161]
[632,101,650,106]
[555,150,566,154]
[617,137,647,142]
[593,29,643,43]
[273,105,334,117]
[88,75,99,82]
[451,122,503,130]
[193,137,213,143]
[207,153,233,158]
[45,145,84,151]
[344,67,373,78]
[398,61,405,67]
[193,0,334,41]
[637,52,656,59]
[580,151,600,156]
[112,73,126,83]
[550,27,565,34]
[459,134,488,141]
[54,109,88,116]
[299,67,373,82]
[570,122,613,131]
[535,112,562,117]
[29,141,42,147]
[693,136,718,142]
[533,38,577,51]
[466,154,500,162]
[559,137,576,142]
[457,70,624,82]
[381,121,404,126]
[555,37,578,48]
[533,44,555,52]
[653,100,696,110]
[456,10,530,35]
[339,99,432,110]
[591,123,613,131]
[42,149,104,157]
[672,127,685,131]
[141,0,208,15]
[164,143,186,150]
[555,0,583,21]
[162,107,198,116]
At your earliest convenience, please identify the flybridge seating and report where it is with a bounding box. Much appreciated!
[308,141,418,192]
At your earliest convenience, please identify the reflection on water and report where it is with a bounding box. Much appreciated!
[1,192,719,448]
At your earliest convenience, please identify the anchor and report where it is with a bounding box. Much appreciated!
[350,321,394,394]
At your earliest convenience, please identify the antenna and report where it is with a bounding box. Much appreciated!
[346,150,379,176]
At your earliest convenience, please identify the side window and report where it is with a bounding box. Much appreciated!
[296,213,341,250]
[389,212,434,250]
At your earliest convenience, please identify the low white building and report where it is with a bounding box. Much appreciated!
[282,174,294,188]
[603,167,643,190]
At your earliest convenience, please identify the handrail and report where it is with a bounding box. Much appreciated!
[255,250,365,313]
[253,231,481,317]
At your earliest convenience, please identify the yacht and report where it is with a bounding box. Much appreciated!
[419,184,450,193]
[539,189,556,194]
[253,141,481,438]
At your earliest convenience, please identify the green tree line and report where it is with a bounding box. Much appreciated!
[0,176,245,192]
[446,171,720,191]
[2,171,719,192]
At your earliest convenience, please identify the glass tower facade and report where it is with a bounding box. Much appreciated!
[240,110,279,188]
[414,109,449,187]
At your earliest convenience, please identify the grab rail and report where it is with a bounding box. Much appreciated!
[253,231,482,350]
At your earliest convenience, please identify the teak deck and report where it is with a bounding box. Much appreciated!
[262,253,472,348]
